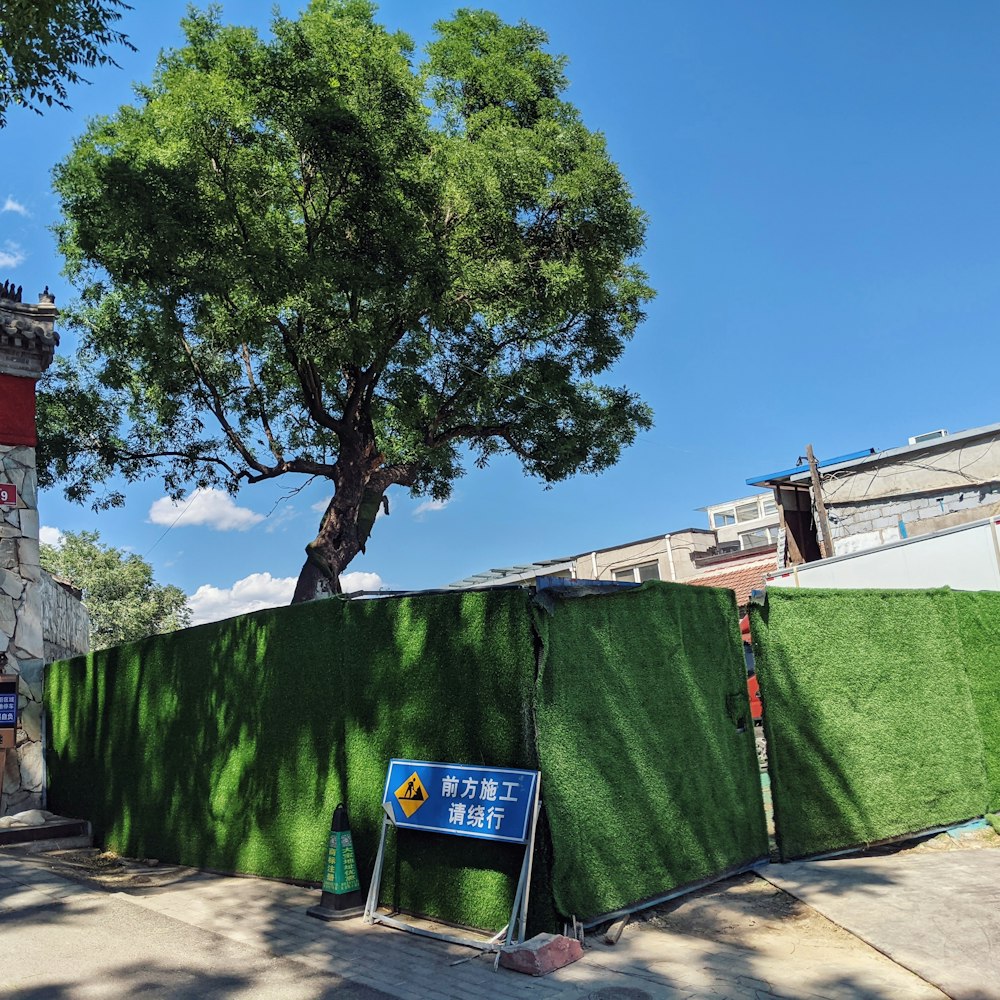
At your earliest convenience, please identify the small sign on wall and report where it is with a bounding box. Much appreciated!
[0,483,15,507]
[0,675,16,752]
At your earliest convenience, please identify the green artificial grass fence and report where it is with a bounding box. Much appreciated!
[534,582,768,920]
[47,583,767,929]
[46,600,345,877]
[950,591,1000,812]
[338,590,550,933]
[752,588,991,860]
[47,589,544,931]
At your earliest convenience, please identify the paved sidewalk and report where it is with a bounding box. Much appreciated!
[764,850,1000,1000]
[0,853,391,999]
[0,848,946,999]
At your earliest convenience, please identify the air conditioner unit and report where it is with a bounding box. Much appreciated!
[908,429,948,446]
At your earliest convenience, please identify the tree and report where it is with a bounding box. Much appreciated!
[0,0,135,127]
[40,530,191,649]
[40,1,654,603]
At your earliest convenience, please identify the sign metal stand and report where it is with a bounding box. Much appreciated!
[364,760,541,958]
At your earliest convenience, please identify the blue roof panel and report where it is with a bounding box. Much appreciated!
[745,449,876,487]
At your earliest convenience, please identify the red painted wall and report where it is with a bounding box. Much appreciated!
[0,373,37,446]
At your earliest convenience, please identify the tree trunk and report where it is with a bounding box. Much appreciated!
[290,486,385,604]
[291,553,340,603]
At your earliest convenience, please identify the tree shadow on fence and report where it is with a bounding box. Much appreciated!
[753,589,989,861]
[534,582,769,921]
[45,587,549,934]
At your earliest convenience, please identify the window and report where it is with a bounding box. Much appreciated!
[739,526,779,549]
[613,563,661,583]
[712,495,779,529]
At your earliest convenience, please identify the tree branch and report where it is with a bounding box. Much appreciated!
[113,447,243,480]
[368,461,420,493]
[275,313,346,434]
[240,340,284,464]
[426,422,511,447]
[243,455,337,484]
[177,329,273,477]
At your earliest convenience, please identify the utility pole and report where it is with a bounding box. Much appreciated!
[806,444,835,560]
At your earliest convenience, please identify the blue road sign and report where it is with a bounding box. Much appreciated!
[0,692,15,727]
[382,759,538,844]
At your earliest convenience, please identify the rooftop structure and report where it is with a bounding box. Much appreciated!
[747,420,1000,566]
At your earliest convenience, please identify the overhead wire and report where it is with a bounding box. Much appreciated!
[143,491,200,556]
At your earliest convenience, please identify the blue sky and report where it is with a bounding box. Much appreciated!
[3,1,1000,622]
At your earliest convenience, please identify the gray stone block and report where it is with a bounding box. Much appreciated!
[13,600,42,659]
[0,569,23,600]
[20,702,41,742]
[17,509,37,541]
[16,537,38,568]
[17,741,44,791]
[0,601,13,639]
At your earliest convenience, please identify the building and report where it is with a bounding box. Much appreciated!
[447,490,780,601]
[447,527,718,590]
[747,422,1000,567]
[683,548,776,607]
[675,494,781,607]
[1,284,88,815]
[702,493,780,553]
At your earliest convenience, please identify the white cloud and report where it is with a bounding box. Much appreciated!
[412,498,449,519]
[39,525,64,547]
[188,572,297,625]
[148,487,264,532]
[340,571,385,594]
[188,569,386,625]
[0,242,25,269]
[2,196,28,217]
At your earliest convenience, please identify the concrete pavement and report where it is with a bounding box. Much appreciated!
[0,853,392,999]
[0,846,961,999]
[763,849,1000,1000]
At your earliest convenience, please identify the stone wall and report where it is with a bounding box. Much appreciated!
[0,289,60,815]
[0,442,44,813]
[39,571,89,664]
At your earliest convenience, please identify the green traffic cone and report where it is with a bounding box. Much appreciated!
[307,802,365,921]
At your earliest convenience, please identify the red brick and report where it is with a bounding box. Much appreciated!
[498,933,583,976]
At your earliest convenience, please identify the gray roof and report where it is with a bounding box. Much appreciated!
[748,420,1000,488]
[783,421,1000,485]
[447,558,575,589]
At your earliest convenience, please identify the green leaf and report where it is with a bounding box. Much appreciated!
[43,2,654,596]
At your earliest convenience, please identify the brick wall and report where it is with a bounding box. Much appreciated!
[828,483,1000,556]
